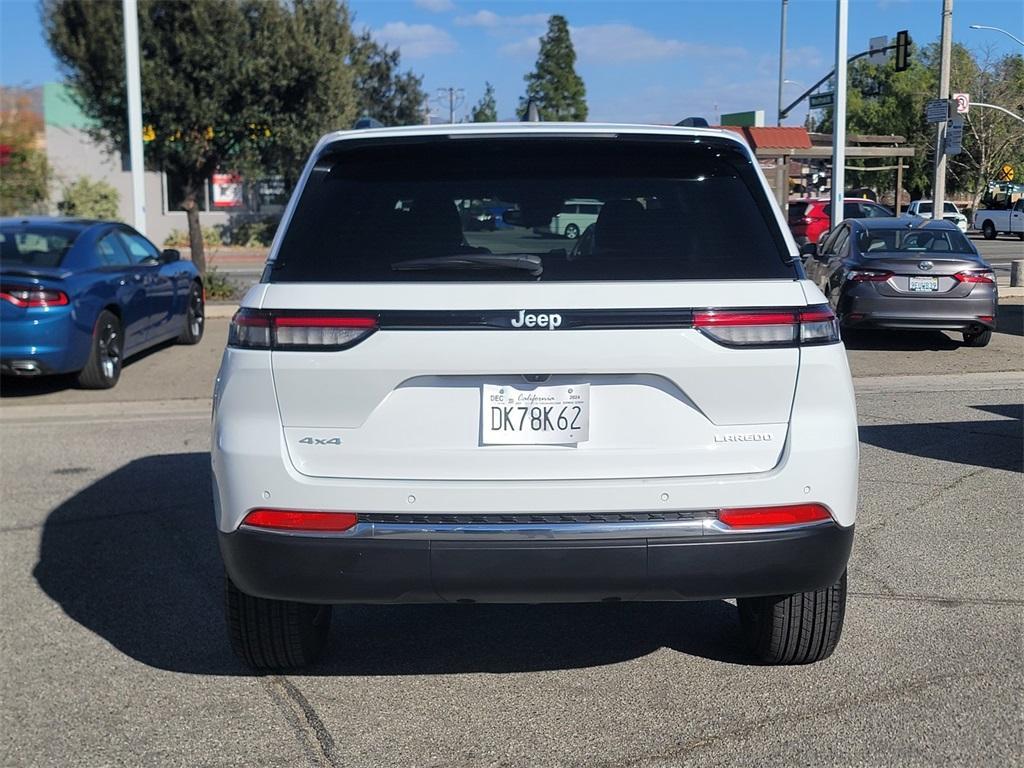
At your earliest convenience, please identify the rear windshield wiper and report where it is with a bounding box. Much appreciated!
[391,253,544,277]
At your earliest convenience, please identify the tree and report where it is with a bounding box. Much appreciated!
[0,90,50,216]
[351,30,427,126]
[58,177,120,219]
[470,82,498,123]
[44,0,357,274]
[947,49,1024,210]
[518,15,587,121]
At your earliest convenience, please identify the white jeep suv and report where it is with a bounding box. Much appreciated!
[213,123,858,669]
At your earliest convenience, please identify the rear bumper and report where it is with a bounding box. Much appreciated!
[0,306,87,375]
[838,286,997,331]
[220,521,854,604]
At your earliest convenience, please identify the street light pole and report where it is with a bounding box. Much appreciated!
[122,0,145,234]
[830,0,848,230]
[932,0,953,221]
[969,24,1024,47]
[777,0,789,126]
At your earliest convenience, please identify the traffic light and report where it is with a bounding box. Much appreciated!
[894,30,911,72]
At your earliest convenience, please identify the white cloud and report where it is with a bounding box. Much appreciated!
[455,10,549,28]
[413,0,455,12]
[500,23,746,63]
[571,24,746,63]
[499,35,540,58]
[373,22,456,58]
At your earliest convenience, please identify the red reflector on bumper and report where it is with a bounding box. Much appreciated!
[242,509,358,532]
[717,504,832,528]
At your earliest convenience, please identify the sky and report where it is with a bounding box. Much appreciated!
[1,0,1021,126]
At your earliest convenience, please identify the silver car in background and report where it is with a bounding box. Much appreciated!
[803,218,997,347]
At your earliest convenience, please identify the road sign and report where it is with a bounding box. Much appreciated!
[945,116,964,155]
[926,98,949,123]
[953,93,970,114]
[720,110,765,127]
[809,92,835,109]
[999,164,1015,182]
[869,35,889,65]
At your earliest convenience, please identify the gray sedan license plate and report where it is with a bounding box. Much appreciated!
[909,276,939,292]
[482,383,590,444]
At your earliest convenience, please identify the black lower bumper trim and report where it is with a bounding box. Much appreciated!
[220,523,854,604]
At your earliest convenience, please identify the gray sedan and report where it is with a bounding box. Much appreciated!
[802,217,997,347]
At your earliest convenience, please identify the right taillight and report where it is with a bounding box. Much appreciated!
[953,270,995,284]
[693,304,840,347]
[228,309,378,350]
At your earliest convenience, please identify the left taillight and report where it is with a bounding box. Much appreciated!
[0,285,70,308]
[228,309,378,350]
[693,304,840,347]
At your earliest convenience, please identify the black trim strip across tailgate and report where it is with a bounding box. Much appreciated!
[376,308,696,330]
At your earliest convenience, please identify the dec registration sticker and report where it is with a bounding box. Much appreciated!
[482,383,590,445]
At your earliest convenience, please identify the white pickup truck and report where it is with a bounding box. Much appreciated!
[974,199,1024,240]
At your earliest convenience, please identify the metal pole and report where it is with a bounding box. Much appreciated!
[830,0,848,230]
[932,0,953,221]
[448,88,455,124]
[777,0,788,126]
[122,0,145,233]
[896,158,904,212]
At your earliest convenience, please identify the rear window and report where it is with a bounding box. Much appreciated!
[788,202,810,223]
[857,227,974,255]
[270,137,796,282]
[0,225,80,268]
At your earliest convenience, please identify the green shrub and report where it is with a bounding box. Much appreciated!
[163,229,189,246]
[57,177,119,220]
[203,266,236,301]
[226,218,277,247]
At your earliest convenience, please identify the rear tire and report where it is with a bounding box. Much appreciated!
[738,569,847,665]
[76,310,123,389]
[177,281,204,345]
[981,220,996,240]
[963,328,992,347]
[225,573,331,669]
[564,223,580,239]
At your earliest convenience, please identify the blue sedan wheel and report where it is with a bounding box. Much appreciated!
[177,282,205,345]
[77,310,123,389]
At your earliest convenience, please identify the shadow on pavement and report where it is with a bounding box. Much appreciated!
[33,452,754,676]
[0,339,179,398]
[859,409,1023,473]
[842,329,961,351]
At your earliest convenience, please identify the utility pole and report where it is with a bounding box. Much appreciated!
[122,0,145,233]
[932,0,953,220]
[436,87,465,124]
[830,0,848,230]
[777,0,789,126]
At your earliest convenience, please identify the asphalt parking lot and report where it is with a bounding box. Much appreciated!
[1,303,1022,766]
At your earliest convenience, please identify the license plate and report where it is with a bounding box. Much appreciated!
[482,383,590,444]
[909,276,938,292]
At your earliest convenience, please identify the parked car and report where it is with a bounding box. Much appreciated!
[0,217,204,387]
[214,123,858,669]
[534,198,603,239]
[905,199,969,232]
[973,199,1024,240]
[801,217,996,346]
[788,197,893,244]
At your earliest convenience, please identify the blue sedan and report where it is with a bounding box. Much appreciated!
[1,217,204,388]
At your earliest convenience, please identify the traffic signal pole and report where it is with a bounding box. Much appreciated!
[932,0,953,221]
[830,0,848,230]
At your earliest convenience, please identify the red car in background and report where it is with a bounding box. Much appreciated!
[789,197,894,244]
